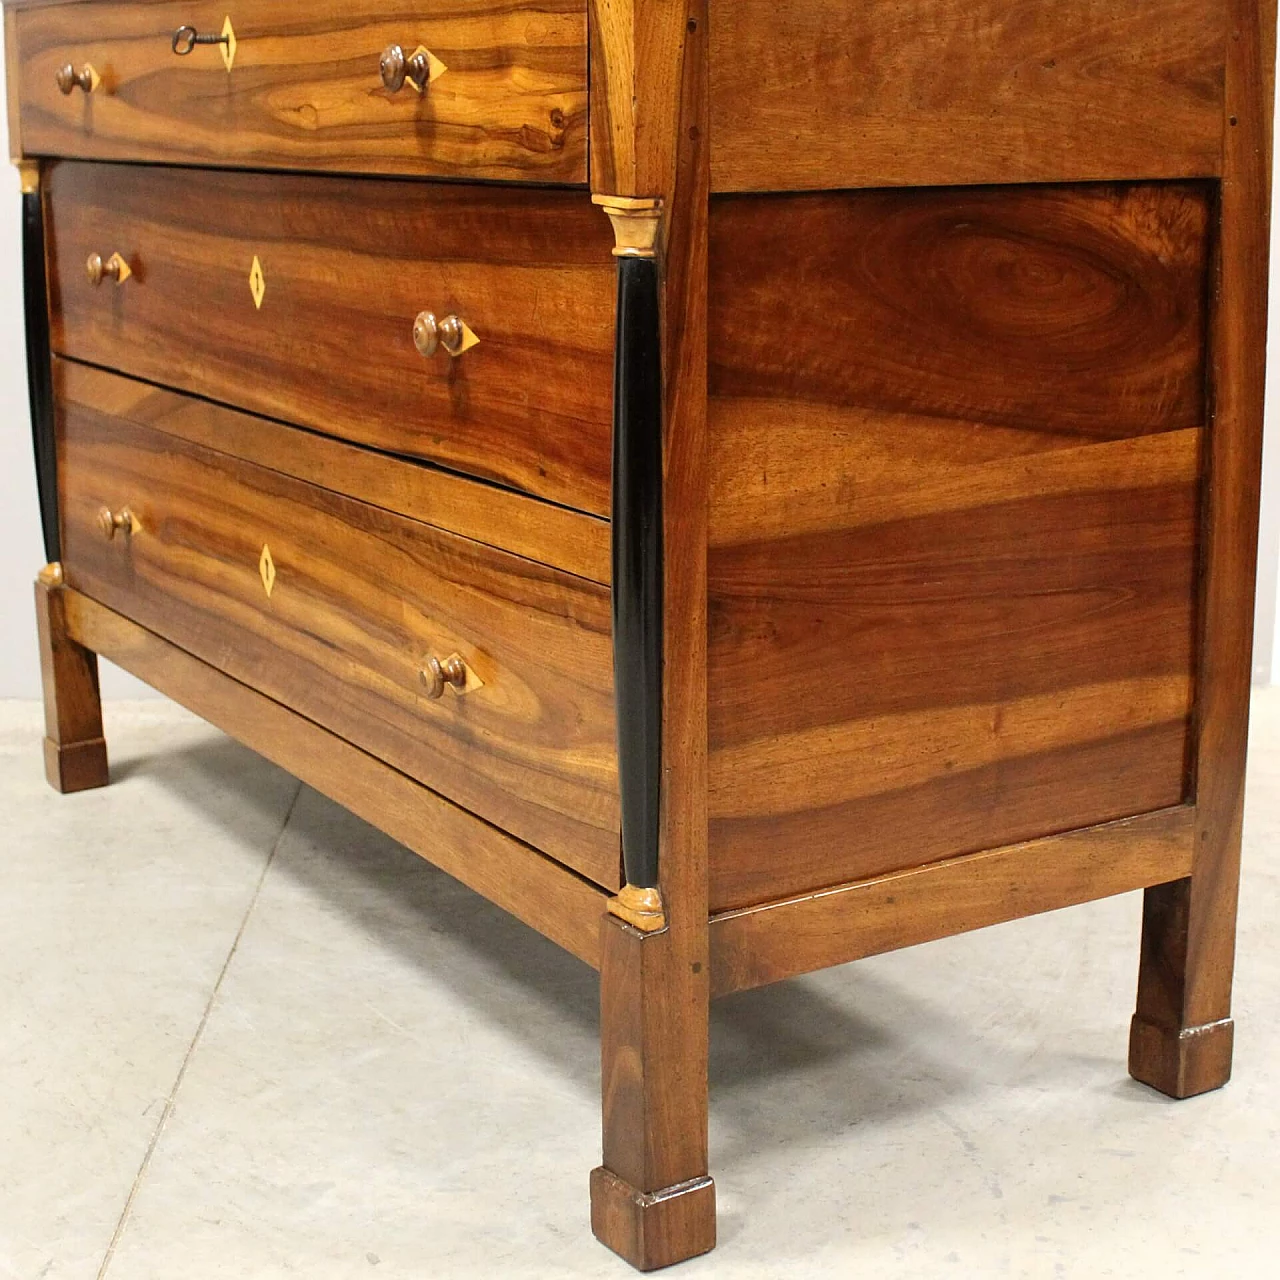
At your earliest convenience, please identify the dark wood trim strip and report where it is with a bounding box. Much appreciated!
[61,589,609,970]
[709,807,1197,997]
[612,254,664,893]
[22,169,58,563]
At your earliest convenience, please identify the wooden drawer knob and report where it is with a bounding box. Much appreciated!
[381,44,431,94]
[413,311,467,358]
[86,252,131,286]
[55,63,97,94]
[96,506,135,539]
[420,654,469,699]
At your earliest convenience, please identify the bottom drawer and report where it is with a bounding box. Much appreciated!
[56,361,620,888]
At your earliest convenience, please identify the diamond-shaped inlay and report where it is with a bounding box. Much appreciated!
[259,544,276,598]
[400,45,448,94]
[106,252,132,284]
[453,320,480,355]
[220,16,237,71]
[249,255,266,310]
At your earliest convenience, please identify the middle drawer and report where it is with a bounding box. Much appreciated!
[45,161,616,517]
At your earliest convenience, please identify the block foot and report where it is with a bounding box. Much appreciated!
[44,735,109,794]
[590,1166,715,1271]
[37,569,110,796]
[1129,1015,1234,1099]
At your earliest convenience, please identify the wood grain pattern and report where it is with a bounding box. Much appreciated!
[14,0,587,183]
[592,1,715,1269]
[58,391,621,889]
[57,360,611,587]
[1131,0,1277,1099]
[710,183,1212,438]
[62,589,608,969]
[709,807,1196,997]
[588,0,695,198]
[710,0,1225,192]
[46,161,615,517]
[35,568,108,793]
[708,183,1209,911]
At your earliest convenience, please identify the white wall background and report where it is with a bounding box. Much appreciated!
[2,44,1280,695]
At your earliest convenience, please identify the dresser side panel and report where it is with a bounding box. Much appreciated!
[710,0,1226,192]
[707,182,1210,911]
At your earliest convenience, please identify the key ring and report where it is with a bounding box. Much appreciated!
[172,25,229,56]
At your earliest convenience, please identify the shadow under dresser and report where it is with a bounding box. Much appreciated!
[7,0,1275,1269]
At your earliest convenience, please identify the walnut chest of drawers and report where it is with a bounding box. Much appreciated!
[7,0,1275,1269]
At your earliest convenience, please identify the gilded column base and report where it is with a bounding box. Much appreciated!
[592,194,664,258]
[608,884,666,932]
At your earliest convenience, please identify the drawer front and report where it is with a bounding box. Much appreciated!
[57,362,620,889]
[46,161,615,517]
[14,0,587,183]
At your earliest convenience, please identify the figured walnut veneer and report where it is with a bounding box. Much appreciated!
[57,362,620,888]
[711,0,1226,192]
[707,181,1208,910]
[45,161,616,516]
[13,0,588,183]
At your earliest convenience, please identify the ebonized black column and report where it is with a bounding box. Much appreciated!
[23,175,60,563]
[612,255,663,892]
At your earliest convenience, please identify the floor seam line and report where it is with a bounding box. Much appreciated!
[94,780,305,1280]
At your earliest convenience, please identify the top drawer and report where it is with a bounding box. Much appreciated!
[10,0,587,183]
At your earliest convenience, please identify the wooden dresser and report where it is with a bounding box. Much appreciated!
[8,0,1275,1269]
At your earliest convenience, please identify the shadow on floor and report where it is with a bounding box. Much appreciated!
[117,729,989,1170]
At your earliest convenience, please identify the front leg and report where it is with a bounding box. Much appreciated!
[35,564,109,794]
[591,166,714,1267]
[593,918,715,1271]
[589,244,715,1267]
[590,3,712,1255]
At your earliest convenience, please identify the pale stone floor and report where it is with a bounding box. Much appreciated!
[2,690,1279,1280]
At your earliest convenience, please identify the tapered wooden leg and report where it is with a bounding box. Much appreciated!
[591,915,715,1271]
[1129,874,1237,1099]
[1128,0,1270,1104]
[35,565,109,794]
